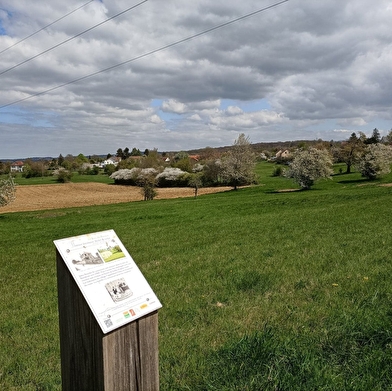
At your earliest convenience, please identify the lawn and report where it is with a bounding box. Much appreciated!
[0,162,392,390]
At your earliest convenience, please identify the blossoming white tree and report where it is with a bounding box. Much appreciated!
[0,175,16,207]
[285,148,333,190]
[356,143,392,180]
[220,133,256,190]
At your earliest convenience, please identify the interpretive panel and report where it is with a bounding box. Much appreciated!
[54,229,162,333]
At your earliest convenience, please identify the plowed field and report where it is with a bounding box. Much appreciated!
[1,183,231,213]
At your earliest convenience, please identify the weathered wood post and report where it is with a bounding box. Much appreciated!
[55,230,161,391]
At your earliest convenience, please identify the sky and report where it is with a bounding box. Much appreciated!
[1,0,392,159]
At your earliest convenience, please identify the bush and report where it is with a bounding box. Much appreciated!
[22,161,49,178]
[79,164,100,175]
[110,168,160,187]
[53,168,73,183]
[272,166,284,177]
[110,168,141,185]
[156,167,190,187]
[104,164,116,176]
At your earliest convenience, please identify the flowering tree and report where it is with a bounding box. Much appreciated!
[110,168,141,185]
[155,167,189,187]
[0,175,16,207]
[220,133,256,190]
[285,148,333,190]
[356,143,392,180]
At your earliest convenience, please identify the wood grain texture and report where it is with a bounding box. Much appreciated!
[57,250,159,391]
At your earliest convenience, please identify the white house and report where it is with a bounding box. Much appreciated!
[10,161,24,172]
[99,157,120,168]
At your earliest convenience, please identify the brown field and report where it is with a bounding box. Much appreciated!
[1,183,232,213]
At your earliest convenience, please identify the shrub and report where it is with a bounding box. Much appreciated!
[22,161,49,178]
[79,164,100,175]
[104,164,116,176]
[156,167,190,187]
[53,168,73,183]
[110,168,141,185]
[272,166,284,177]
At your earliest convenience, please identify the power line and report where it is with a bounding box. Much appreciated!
[0,0,148,76]
[0,0,290,110]
[0,0,95,55]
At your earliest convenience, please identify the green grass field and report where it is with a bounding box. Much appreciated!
[1,162,392,390]
[5,172,113,185]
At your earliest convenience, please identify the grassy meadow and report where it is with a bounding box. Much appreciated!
[1,162,392,390]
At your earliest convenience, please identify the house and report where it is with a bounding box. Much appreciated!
[275,150,291,160]
[189,155,200,162]
[100,157,121,167]
[10,161,24,172]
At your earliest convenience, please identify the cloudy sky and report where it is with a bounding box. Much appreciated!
[1,0,392,159]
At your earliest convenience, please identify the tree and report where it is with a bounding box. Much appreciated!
[57,154,64,167]
[76,153,89,164]
[139,148,162,169]
[136,168,158,201]
[382,129,392,145]
[22,160,48,178]
[365,128,381,145]
[355,143,392,180]
[123,147,130,159]
[202,159,222,186]
[0,175,16,207]
[339,132,365,173]
[220,133,256,190]
[285,148,333,190]
[188,172,203,198]
[130,147,142,156]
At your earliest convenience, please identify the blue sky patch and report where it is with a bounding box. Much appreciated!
[1,107,55,127]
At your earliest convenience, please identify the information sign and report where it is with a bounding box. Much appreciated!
[54,229,162,334]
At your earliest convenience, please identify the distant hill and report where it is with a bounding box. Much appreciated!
[184,139,338,155]
[1,139,343,162]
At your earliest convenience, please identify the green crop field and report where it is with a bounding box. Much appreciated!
[1,162,392,390]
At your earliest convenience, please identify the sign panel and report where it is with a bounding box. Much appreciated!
[54,229,162,334]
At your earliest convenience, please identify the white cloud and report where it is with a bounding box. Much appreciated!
[161,99,187,114]
[226,106,243,116]
[1,0,392,158]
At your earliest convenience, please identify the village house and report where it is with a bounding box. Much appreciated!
[10,161,24,172]
[275,150,291,160]
[98,157,121,168]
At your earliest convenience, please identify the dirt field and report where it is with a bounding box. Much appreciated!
[1,183,232,213]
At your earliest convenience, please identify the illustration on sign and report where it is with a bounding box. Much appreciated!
[54,229,162,333]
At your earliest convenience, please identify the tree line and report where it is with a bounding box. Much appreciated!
[1,129,392,206]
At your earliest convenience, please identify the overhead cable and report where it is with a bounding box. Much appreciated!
[0,0,148,76]
[0,0,95,55]
[0,0,289,110]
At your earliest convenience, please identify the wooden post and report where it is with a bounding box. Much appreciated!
[56,250,159,391]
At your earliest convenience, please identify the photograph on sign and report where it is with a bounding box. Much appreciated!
[54,229,162,333]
